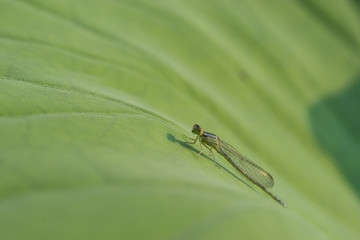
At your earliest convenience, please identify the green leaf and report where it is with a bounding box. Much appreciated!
[1,0,360,239]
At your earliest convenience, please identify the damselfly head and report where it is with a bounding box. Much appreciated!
[192,124,202,135]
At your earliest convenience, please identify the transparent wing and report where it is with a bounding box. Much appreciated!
[217,140,274,188]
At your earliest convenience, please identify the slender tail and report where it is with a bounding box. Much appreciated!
[217,147,287,208]
[263,188,287,208]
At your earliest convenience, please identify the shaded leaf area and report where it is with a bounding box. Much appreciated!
[1,0,360,239]
[310,75,360,195]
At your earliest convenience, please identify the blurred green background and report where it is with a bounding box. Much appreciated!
[0,0,360,239]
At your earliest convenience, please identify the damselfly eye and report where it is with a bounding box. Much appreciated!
[192,124,201,134]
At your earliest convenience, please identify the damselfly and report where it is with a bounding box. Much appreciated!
[186,124,287,207]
